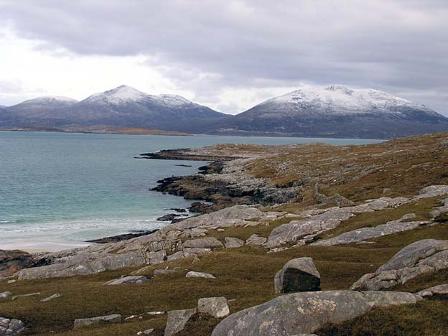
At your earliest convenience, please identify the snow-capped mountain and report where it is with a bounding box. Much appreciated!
[1,84,447,138]
[219,85,448,138]
[1,85,228,132]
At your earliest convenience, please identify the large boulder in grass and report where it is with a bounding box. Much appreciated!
[417,284,448,298]
[198,297,230,318]
[0,250,35,278]
[0,317,25,335]
[164,309,196,336]
[211,290,420,336]
[352,239,448,291]
[274,257,320,294]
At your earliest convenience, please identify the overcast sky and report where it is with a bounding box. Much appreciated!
[0,0,447,115]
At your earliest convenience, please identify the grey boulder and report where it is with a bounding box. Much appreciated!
[211,290,420,336]
[198,297,230,318]
[0,317,25,335]
[73,314,122,329]
[164,308,196,336]
[274,257,320,294]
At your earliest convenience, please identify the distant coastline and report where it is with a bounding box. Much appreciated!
[0,126,189,136]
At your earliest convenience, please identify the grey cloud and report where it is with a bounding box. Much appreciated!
[0,0,447,114]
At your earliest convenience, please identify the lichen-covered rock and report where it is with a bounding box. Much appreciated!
[73,314,121,329]
[0,317,25,335]
[274,257,320,293]
[198,297,230,318]
[224,237,244,248]
[105,275,148,285]
[211,291,420,336]
[164,309,196,336]
[352,239,448,290]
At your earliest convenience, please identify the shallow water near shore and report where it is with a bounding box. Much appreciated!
[0,131,381,251]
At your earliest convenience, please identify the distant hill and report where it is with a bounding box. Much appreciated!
[1,85,447,139]
[215,85,448,138]
[1,86,228,133]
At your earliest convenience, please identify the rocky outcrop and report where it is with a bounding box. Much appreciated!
[274,257,320,293]
[17,251,147,280]
[14,205,282,280]
[417,284,448,298]
[352,239,448,290]
[0,317,25,335]
[266,197,407,248]
[265,185,448,249]
[164,309,196,336]
[198,297,230,318]
[105,275,149,285]
[211,290,421,336]
[0,250,36,278]
[73,314,122,329]
[312,214,430,246]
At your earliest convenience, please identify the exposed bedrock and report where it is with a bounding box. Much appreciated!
[351,239,448,290]
[211,290,421,336]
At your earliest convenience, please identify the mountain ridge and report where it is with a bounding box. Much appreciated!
[1,85,447,138]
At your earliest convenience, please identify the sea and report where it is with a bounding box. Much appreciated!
[0,131,381,251]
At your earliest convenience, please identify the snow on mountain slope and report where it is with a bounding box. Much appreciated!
[14,96,78,106]
[247,85,439,117]
[81,85,150,105]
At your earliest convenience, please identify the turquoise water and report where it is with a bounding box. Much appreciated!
[0,131,381,251]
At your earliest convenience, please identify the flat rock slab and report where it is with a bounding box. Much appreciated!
[417,284,448,297]
[73,314,122,329]
[105,275,149,285]
[186,271,216,279]
[198,297,230,318]
[352,239,448,290]
[274,257,321,293]
[0,317,25,335]
[211,290,420,336]
[164,309,196,336]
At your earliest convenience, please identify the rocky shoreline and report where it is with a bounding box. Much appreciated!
[146,146,302,214]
